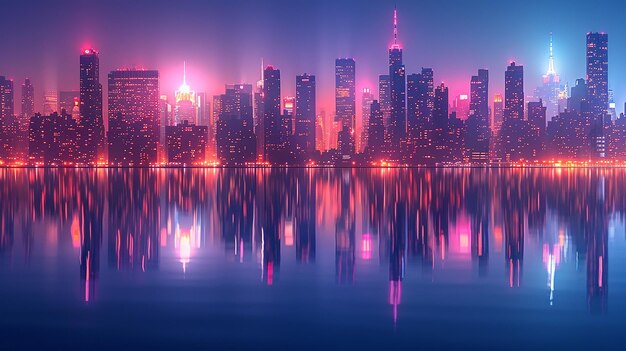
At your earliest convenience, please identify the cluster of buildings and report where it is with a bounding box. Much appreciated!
[0,9,622,166]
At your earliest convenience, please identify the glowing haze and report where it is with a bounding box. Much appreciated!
[0,0,623,116]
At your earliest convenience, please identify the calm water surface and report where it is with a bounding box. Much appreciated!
[0,168,625,350]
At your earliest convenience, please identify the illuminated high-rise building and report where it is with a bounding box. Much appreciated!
[295,74,316,159]
[159,95,171,161]
[335,58,356,160]
[360,87,374,153]
[263,65,284,163]
[366,100,385,159]
[254,60,265,162]
[387,7,406,152]
[586,32,609,120]
[504,62,524,121]
[536,33,561,120]
[378,74,391,127]
[21,78,34,120]
[407,68,433,136]
[196,91,210,126]
[568,78,587,113]
[0,76,14,120]
[493,93,504,132]
[335,58,356,130]
[216,83,256,165]
[78,48,104,164]
[466,69,490,162]
[174,62,196,125]
[586,32,608,159]
[107,69,160,165]
[454,94,469,120]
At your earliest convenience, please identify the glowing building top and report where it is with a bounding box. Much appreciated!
[543,33,560,83]
[175,62,195,104]
[391,6,400,50]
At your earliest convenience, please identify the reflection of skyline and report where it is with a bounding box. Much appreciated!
[0,168,618,314]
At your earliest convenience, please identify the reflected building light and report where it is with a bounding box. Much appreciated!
[361,233,373,260]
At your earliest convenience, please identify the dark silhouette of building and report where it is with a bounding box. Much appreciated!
[166,120,208,164]
[28,111,78,164]
[107,69,160,165]
[585,32,609,159]
[77,49,105,164]
[21,78,34,121]
[366,100,385,161]
[466,69,490,163]
[335,58,356,162]
[295,74,316,161]
[216,84,256,165]
[263,66,283,163]
[379,75,391,127]
[504,62,524,121]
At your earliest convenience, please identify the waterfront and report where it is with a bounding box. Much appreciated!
[0,168,625,350]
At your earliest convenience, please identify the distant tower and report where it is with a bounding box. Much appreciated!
[492,93,504,132]
[21,78,34,121]
[536,33,561,120]
[295,74,316,159]
[0,76,14,121]
[263,65,282,163]
[586,32,609,119]
[174,62,197,125]
[504,62,524,121]
[78,48,104,164]
[360,88,374,152]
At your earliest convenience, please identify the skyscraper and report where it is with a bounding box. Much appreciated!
[406,68,434,136]
[174,62,196,125]
[216,83,256,165]
[586,32,608,159]
[335,58,356,160]
[107,69,160,165]
[21,78,34,120]
[387,7,406,153]
[360,88,374,153]
[536,33,561,120]
[470,69,489,126]
[378,75,391,127]
[0,76,14,120]
[263,66,284,163]
[493,94,503,132]
[568,78,587,112]
[586,32,609,120]
[78,49,104,164]
[504,62,524,121]
[366,100,385,159]
[335,58,356,131]
[295,74,316,159]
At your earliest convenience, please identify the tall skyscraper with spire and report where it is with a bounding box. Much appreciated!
[174,62,197,125]
[536,33,561,121]
[78,49,104,164]
[387,6,406,158]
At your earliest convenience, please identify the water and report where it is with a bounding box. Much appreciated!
[0,168,625,350]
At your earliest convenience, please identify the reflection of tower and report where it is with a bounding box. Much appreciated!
[388,178,406,324]
[295,170,316,263]
[259,169,282,285]
[504,175,524,288]
[586,175,608,313]
[107,170,160,272]
[79,173,104,302]
[217,169,255,261]
[335,170,355,283]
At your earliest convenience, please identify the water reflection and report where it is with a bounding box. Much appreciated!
[0,168,622,317]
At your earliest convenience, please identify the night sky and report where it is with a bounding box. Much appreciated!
[0,0,622,115]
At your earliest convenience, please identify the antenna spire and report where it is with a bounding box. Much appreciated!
[183,61,187,85]
[547,32,556,75]
[393,6,398,46]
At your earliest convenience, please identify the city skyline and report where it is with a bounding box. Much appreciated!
[0,0,621,116]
